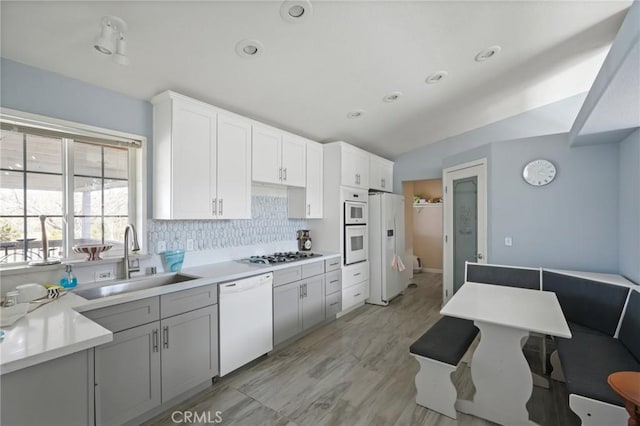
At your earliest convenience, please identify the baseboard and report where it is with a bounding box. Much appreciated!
[423,268,443,274]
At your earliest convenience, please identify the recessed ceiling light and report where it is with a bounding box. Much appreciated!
[383,91,403,103]
[347,110,365,119]
[425,71,448,84]
[475,45,502,62]
[235,39,264,58]
[280,0,313,23]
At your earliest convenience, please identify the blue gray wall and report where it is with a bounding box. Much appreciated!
[0,57,154,211]
[0,58,152,141]
[490,134,619,272]
[394,95,627,275]
[618,129,640,283]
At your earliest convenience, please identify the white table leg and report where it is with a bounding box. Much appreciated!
[456,321,537,426]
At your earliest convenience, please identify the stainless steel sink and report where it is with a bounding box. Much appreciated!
[74,273,197,300]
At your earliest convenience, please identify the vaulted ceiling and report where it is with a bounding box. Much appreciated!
[0,1,632,158]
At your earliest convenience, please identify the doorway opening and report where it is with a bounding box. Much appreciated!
[402,179,444,290]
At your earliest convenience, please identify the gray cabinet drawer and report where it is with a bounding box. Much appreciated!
[325,257,341,272]
[273,266,302,287]
[160,284,217,319]
[84,297,160,332]
[325,271,342,295]
[302,261,324,279]
[326,292,341,318]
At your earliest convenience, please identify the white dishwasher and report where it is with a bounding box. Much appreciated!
[219,273,273,376]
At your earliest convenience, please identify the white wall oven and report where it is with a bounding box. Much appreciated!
[345,201,367,225]
[344,225,367,265]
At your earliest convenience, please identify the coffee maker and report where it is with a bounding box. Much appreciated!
[296,230,312,251]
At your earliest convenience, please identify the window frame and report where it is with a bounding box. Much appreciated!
[0,107,147,268]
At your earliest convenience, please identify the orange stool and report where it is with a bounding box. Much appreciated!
[608,371,640,426]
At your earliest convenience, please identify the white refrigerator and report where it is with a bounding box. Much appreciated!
[368,192,408,306]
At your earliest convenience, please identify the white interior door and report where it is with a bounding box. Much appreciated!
[443,159,487,304]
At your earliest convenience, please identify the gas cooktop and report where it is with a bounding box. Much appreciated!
[244,251,322,265]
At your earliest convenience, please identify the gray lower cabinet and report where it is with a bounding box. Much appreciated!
[326,292,342,318]
[161,304,218,401]
[273,281,303,345]
[90,286,219,425]
[273,269,326,346]
[1,349,94,426]
[302,276,325,329]
[95,322,161,426]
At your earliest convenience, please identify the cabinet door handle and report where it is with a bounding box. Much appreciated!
[354,293,361,297]
[152,329,159,353]
[300,285,304,299]
[329,279,339,284]
[219,198,223,216]
[283,168,287,181]
[163,326,169,349]
[279,168,283,181]
[307,204,311,216]
[330,302,339,306]
[381,179,385,188]
[212,199,217,216]
[354,272,361,277]
[304,283,308,297]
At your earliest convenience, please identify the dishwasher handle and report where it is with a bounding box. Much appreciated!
[219,273,273,294]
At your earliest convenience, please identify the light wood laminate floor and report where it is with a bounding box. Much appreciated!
[146,272,580,426]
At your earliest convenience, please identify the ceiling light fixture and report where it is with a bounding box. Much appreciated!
[425,71,448,84]
[383,91,403,103]
[280,0,313,23]
[475,45,502,62]
[94,16,129,65]
[235,39,264,58]
[347,110,365,119]
[113,33,129,66]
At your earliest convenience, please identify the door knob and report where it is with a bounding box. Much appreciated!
[477,253,484,260]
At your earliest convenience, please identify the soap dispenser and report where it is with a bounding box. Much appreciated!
[60,264,78,289]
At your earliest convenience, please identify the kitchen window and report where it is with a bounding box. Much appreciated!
[0,110,145,265]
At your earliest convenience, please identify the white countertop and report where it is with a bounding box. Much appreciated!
[440,282,572,338]
[0,293,112,375]
[0,253,340,375]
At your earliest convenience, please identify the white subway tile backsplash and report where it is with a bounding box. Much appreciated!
[147,195,307,254]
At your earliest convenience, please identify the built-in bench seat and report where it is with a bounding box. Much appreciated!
[545,272,640,426]
[410,316,479,418]
[555,327,639,406]
[411,262,638,424]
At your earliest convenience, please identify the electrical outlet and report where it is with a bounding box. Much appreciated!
[505,237,513,247]
[157,241,166,253]
[187,239,194,251]
[95,270,113,282]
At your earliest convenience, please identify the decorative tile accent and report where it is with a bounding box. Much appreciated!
[147,196,307,253]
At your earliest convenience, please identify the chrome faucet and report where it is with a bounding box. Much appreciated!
[124,224,140,279]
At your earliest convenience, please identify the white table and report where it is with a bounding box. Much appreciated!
[440,282,571,426]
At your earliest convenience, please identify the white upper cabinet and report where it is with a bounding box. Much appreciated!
[281,134,306,187]
[340,144,370,189]
[252,124,306,187]
[152,91,251,220]
[252,125,282,185]
[369,154,394,192]
[216,113,252,219]
[288,140,323,219]
[251,124,306,187]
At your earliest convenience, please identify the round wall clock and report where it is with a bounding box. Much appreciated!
[523,159,557,186]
